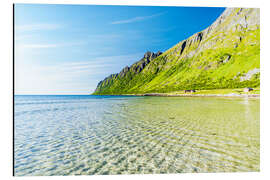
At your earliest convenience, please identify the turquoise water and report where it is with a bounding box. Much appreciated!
[14,95,260,175]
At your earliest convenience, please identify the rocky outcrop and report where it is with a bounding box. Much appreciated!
[94,51,162,92]
[240,68,260,82]
[122,51,163,75]
[170,8,260,60]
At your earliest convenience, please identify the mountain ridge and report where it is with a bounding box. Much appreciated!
[93,8,260,95]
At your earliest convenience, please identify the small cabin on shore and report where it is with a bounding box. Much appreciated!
[184,90,196,93]
[244,87,253,92]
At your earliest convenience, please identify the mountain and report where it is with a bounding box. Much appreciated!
[93,8,260,95]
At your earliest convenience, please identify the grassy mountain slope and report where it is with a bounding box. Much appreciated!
[93,8,260,95]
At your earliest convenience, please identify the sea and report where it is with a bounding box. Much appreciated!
[14,95,260,175]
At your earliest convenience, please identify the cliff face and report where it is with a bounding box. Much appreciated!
[93,8,260,95]
[94,51,163,93]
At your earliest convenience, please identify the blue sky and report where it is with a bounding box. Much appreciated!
[15,4,225,95]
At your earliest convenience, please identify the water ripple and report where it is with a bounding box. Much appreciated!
[14,95,260,175]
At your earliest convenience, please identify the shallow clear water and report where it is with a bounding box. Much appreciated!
[14,95,260,175]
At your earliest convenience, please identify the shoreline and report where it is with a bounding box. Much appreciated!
[134,93,260,98]
[93,88,260,98]
[93,93,260,98]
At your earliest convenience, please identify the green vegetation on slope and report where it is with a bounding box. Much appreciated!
[93,8,260,95]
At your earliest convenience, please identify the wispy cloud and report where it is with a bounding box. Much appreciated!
[88,34,122,39]
[15,34,35,41]
[57,62,112,75]
[20,44,59,49]
[56,53,142,73]
[17,42,86,49]
[27,53,143,81]
[15,53,143,94]
[110,12,166,25]
[16,23,62,32]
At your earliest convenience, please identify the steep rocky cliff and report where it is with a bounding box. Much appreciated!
[93,8,260,95]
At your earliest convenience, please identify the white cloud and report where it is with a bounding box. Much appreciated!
[16,42,86,49]
[15,53,142,95]
[15,62,103,95]
[110,12,166,25]
[15,34,35,41]
[15,23,62,32]
[19,44,59,49]
[51,53,142,75]
[88,34,122,40]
